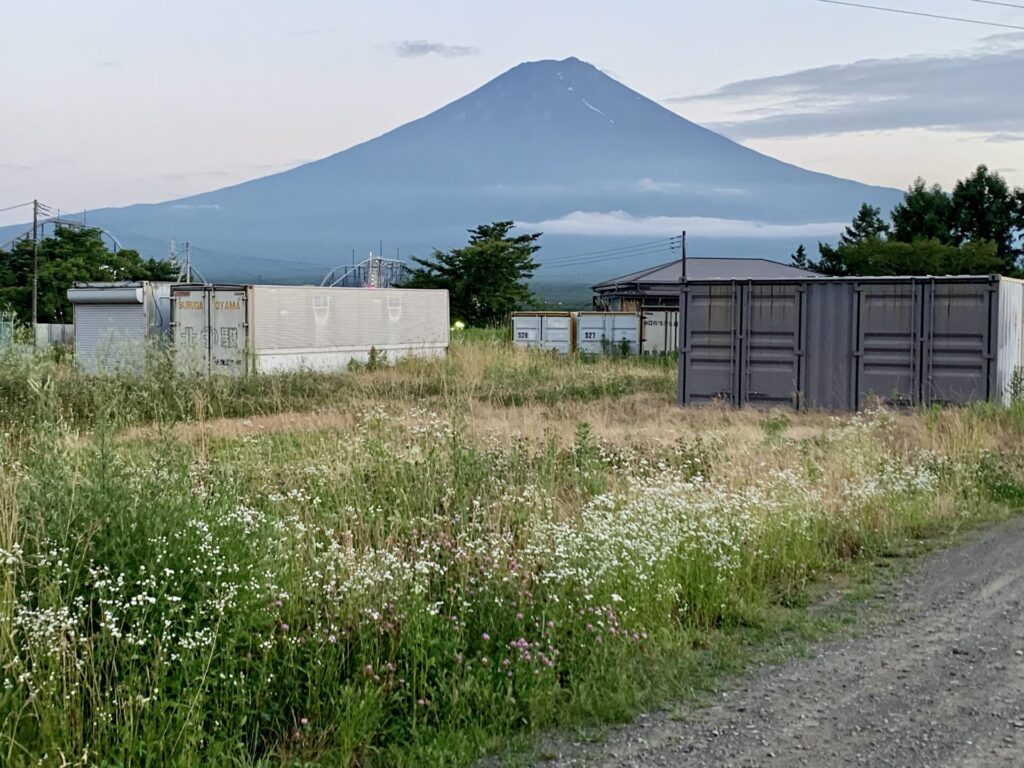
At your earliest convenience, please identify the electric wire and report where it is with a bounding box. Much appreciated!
[539,237,678,263]
[0,201,35,215]
[538,237,679,266]
[814,0,1024,29]
[965,0,1024,10]
[540,246,677,271]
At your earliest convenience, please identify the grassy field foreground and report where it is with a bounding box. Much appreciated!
[2,335,1024,766]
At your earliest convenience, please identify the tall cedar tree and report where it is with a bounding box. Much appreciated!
[0,226,177,324]
[951,165,1024,272]
[403,221,541,326]
[891,178,954,244]
[790,244,809,270]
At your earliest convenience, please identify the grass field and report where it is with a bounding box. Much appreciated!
[2,334,1024,766]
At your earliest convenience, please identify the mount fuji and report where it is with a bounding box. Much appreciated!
[3,57,901,282]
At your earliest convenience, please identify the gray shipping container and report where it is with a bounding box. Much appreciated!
[678,276,1024,410]
[575,312,640,355]
[511,312,575,354]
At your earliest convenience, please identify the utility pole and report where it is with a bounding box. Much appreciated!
[680,231,687,282]
[184,241,192,283]
[31,199,39,329]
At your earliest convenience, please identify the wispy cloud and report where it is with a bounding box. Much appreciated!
[669,36,1024,140]
[518,210,846,238]
[0,163,32,171]
[394,40,478,58]
[636,178,683,193]
[97,60,123,69]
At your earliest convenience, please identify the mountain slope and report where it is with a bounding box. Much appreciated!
[3,57,902,280]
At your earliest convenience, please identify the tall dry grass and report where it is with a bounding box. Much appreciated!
[1,336,1023,766]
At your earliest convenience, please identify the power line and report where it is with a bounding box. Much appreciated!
[965,0,1024,10]
[0,201,36,215]
[539,237,679,265]
[814,0,1024,29]
[540,243,680,270]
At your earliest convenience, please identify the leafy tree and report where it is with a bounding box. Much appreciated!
[402,221,541,326]
[840,203,890,246]
[891,178,954,244]
[950,165,1024,272]
[815,238,999,277]
[0,226,176,324]
[812,240,856,276]
[790,244,810,270]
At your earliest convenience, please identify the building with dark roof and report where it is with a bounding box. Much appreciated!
[591,258,818,310]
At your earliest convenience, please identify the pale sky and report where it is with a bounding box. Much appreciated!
[1,0,1021,226]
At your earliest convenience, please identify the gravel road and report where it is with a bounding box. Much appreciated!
[537,516,1024,767]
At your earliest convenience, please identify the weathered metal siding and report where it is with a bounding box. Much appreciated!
[996,278,1024,404]
[743,283,802,408]
[680,276,1009,411]
[855,281,920,406]
[511,312,574,354]
[803,281,856,410]
[34,323,74,348]
[640,310,678,355]
[679,283,741,404]
[249,286,449,373]
[575,312,640,355]
[922,280,997,406]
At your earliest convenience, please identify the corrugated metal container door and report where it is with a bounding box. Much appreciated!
[641,310,678,355]
[743,283,802,408]
[576,312,640,354]
[74,304,146,374]
[209,289,248,374]
[679,283,741,405]
[922,279,996,405]
[540,315,574,353]
[996,278,1024,404]
[856,281,921,407]
[511,313,574,353]
[512,315,543,349]
[172,287,208,373]
[803,281,857,411]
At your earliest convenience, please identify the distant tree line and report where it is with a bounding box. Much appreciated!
[0,226,177,324]
[792,165,1024,277]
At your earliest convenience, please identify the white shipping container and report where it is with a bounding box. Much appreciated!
[172,286,249,375]
[247,285,449,373]
[641,310,679,355]
[576,312,640,355]
[997,277,1024,404]
[511,313,574,354]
